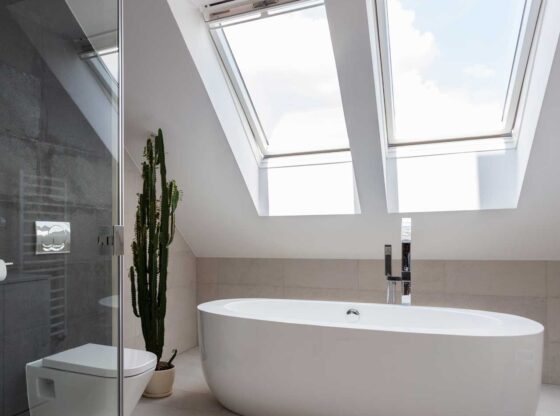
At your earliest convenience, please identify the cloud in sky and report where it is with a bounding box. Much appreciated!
[223,0,515,151]
[463,64,496,79]
[224,6,349,154]
[387,0,506,142]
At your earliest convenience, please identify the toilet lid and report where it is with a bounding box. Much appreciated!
[42,344,157,378]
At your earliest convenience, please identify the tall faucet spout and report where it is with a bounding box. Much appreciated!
[384,218,412,305]
[401,218,412,305]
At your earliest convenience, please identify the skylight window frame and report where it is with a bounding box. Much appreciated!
[207,0,351,160]
[81,47,119,106]
[373,0,543,149]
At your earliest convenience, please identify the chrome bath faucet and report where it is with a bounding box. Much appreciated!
[385,218,412,306]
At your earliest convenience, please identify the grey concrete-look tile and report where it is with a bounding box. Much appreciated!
[216,284,283,299]
[548,298,560,343]
[283,286,385,303]
[3,277,50,334]
[445,294,547,325]
[174,258,198,290]
[357,260,386,291]
[444,261,546,297]
[217,258,284,287]
[197,283,218,305]
[0,134,39,199]
[0,285,3,415]
[0,60,40,139]
[0,10,42,77]
[65,205,112,265]
[3,325,50,415]
[167,252,196,290]
[547,262,560,298]
[413,261,446,293]
[412,292,448,308]
[197,258,219,284]
[544,343,560,385]
[39,143,112,209]
[65,311,113,348]
[283,286,334,300]
[283,259,358,289]
[43,70,109,156]
[0,199,20,262]
[67,261,112,318]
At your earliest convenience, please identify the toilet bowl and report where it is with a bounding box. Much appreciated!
[26,343,157,416]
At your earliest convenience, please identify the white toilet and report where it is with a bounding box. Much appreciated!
[26,343,157,416]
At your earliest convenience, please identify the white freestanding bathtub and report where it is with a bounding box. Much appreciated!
[198,298,544,416]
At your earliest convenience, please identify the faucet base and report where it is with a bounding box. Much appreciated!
[386,281,401,305]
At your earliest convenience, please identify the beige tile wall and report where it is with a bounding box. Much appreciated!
[123,153,197,359]
[197,257,560,385]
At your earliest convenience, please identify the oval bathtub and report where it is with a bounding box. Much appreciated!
[198,299,543,416]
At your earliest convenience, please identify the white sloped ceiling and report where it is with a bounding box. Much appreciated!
[123,0,560,260]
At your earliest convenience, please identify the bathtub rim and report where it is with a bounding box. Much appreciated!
[198,298,544,338]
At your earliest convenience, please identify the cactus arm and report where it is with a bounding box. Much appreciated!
[156,130,169,316]
[146,138,157,315]
[168,181,180,246]
[129,266,140,318]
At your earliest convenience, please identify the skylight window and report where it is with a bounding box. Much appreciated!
[100,51,119,81]
[375,0,541,145]
[209,0,349,157]
[81,46,118,100]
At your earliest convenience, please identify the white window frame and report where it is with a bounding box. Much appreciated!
[373,0,543,151]
[365,0,560,213]
[80,46,119,108]
[207,0,351,161]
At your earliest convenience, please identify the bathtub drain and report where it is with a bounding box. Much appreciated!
[346,308,360,323]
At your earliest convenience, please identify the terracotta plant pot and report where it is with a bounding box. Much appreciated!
[143,365,175,398]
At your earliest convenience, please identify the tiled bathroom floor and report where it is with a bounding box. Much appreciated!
[133,348,560,416]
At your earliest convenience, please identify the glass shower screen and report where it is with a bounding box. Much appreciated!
[0,0,122,414]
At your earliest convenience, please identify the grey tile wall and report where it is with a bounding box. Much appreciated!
[197,258,560,385]
[0,2,116,414]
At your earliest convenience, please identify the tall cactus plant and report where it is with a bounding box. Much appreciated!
[130,129,181,367]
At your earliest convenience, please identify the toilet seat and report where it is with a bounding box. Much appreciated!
[42,343,157,378]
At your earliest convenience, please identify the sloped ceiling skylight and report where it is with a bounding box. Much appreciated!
[209,1,350,157]
[368,0,560,213]
[182,0,558,215]
[378,0,539,144]
[204,0,359,216]
[100,51,119,81]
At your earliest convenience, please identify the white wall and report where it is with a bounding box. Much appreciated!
[124,0,560,261]
[122,152,197,358]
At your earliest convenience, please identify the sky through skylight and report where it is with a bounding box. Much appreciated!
[386,0,528,143]
[223,4,349,155]
[100,52,119,81]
